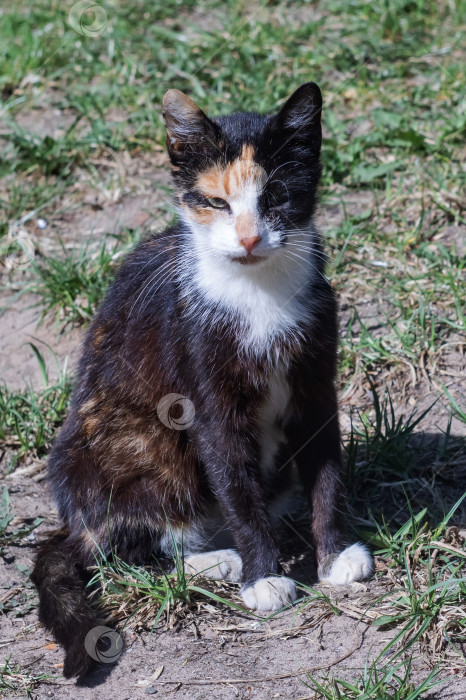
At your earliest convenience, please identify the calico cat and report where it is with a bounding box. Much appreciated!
[31,82,372,678]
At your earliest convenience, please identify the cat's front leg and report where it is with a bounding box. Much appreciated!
[289,383,373,585]
[195,434,297,611]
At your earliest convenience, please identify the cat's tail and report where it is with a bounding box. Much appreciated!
[31,528,103,678]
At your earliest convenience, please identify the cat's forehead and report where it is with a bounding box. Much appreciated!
[214,111,269,147]
[196,144,266,199]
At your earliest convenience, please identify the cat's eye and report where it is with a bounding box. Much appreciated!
[205,196,229,209]
[269,192,289,209]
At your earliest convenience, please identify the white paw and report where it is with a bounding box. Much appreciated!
[319,543,373,585]
[183,549,242,582]
[241,576,297,612]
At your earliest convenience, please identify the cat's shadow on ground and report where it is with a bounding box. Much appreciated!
[77,663,115,689]
[279,429,466,586]
[278,522,318,585]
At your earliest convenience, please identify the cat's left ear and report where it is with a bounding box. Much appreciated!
[275,82,322,148]
[162,89,222,164]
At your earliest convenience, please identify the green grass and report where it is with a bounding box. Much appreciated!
[347,382,435,481]
[0,655,55,698]
[29,231,139,326]
[370,496,466,657]
[343,381,466,536]
[0,344,72,464]
[0,0,464,181]
[89,522,258,631]
[298,498,465,696]
[303,657,443,699]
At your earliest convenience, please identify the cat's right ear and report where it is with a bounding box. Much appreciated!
[162,89,222,164]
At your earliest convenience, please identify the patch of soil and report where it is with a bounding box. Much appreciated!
[0,259,158,394]
[12,106,77,141]
[49,149,172,246]
[58,190,169,241]
[0,292,83,390]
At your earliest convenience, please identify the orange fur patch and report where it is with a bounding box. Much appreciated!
[195,144,261,201]
[180,204,216,225]
[185,144,263,239]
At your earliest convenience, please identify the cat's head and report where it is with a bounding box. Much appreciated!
[162,83,322,267]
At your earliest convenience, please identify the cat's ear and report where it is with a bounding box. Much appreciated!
[275,82,322,148]
[162,89,222,164]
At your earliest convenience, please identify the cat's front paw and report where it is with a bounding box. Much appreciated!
[183,549,242,582]
[318,543,373,585]
[241,576,297,612]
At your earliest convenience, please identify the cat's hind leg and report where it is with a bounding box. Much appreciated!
[183,549,243,582]
[162,514,243,582]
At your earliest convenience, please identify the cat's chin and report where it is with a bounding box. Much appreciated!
[231,254,267,266]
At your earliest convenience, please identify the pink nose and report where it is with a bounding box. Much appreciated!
[239,236,262,254]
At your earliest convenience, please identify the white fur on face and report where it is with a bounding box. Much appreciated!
[180,224,315,354]
[182,157,278,262]
[178,159,316,355]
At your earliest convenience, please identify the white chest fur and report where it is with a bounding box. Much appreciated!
[258,360,291,478]
[180,217,316,356]
[186,252,312,355]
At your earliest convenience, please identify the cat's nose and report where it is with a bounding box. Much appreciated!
[239,235,262,254]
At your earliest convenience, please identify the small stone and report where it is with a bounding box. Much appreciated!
[144,686,157,695]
